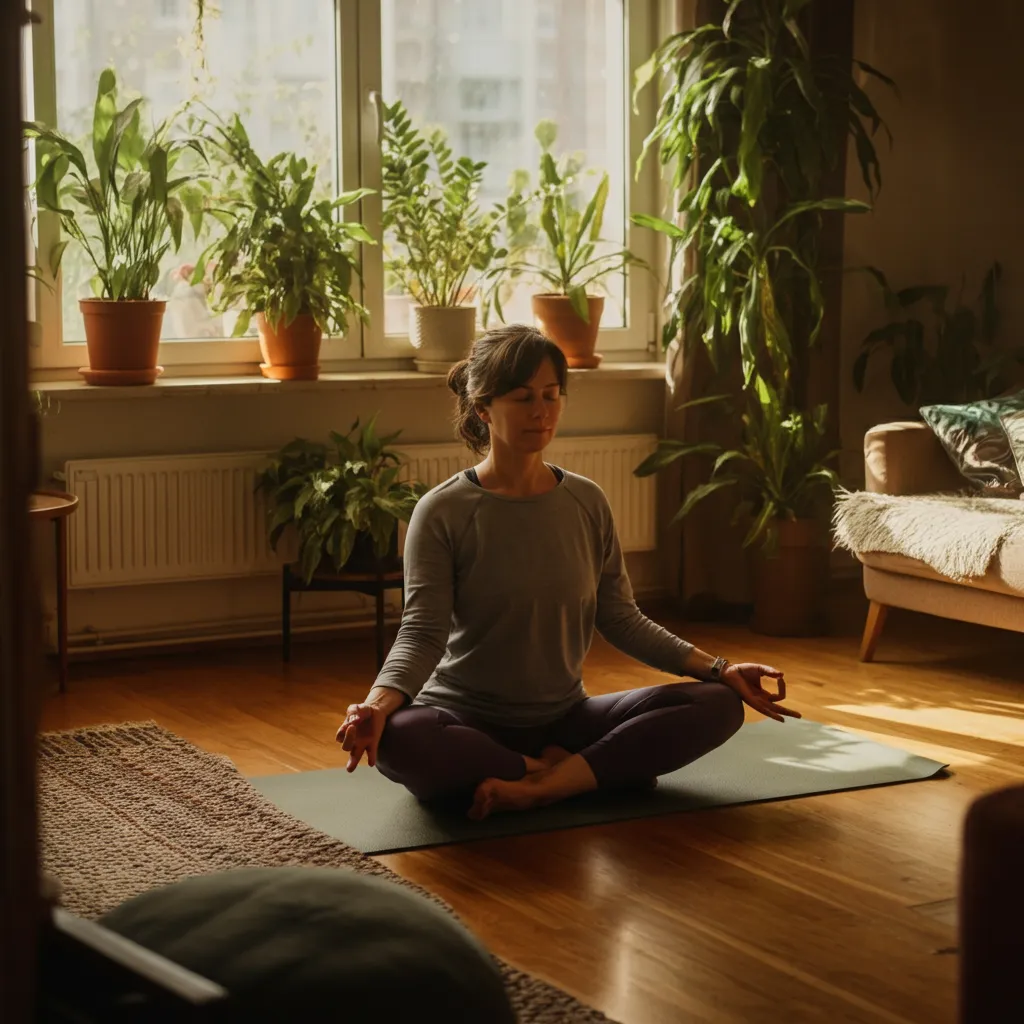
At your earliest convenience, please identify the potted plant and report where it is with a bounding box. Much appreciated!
[195,114,373,380]
[380,100,504,372]
[24,69,208,385]
[853,262,1024,407]
[256,416,426,584]
[484,121,644,369]
[636,377,838,635]
[630,0,893,633]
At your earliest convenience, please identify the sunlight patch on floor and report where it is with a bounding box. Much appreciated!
[827,703,1024,747]
[830,724,992,769]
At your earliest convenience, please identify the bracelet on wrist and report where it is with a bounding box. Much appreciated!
[707,656,729,682]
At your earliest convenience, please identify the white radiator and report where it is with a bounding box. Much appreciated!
[64,434,658,589]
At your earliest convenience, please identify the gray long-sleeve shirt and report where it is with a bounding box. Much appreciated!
[374,469,694,726]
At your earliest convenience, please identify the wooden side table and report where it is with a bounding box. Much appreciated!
[29,489,79,693]
[282,563,405,670]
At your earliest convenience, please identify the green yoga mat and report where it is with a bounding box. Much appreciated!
[250,719,947,855]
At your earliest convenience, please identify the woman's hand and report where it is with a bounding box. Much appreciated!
[719,663,801,723]
[336,703,388,771]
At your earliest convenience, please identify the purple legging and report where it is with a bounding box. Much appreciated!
[376,681,744,802]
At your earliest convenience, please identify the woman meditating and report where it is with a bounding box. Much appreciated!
[336,325,799,820]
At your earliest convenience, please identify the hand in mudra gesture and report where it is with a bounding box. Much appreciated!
[335,703,387,771]
[720,663,801,723]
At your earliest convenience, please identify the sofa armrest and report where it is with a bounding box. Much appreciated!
[864,421,965,495]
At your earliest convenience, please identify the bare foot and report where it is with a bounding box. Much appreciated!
[469,777,543,821]
[469,754,599,821]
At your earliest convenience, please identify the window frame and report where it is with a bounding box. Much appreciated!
[27,0,663,376]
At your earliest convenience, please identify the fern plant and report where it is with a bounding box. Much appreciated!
[256,418,426,584]
[380,100,504,307]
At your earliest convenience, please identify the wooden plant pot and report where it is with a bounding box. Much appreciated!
[531,293,605,369]
[409,305,476,374]
[78,298,165,385]
[256,312,322,381]
[750,518,829,637]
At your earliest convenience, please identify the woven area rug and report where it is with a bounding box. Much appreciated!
[38,722,616,1024]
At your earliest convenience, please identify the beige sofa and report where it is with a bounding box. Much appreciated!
[858,421,1024,661]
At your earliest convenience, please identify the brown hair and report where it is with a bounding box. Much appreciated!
[446,324,568,454]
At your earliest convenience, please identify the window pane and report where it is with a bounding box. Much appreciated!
[381,0,626,337]
[52,0,338,343]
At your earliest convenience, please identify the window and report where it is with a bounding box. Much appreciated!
[378,0,634,346]
[28,1,657,373]
[464,0,503,33]
[537,0,558,34]
[460,78,502,112]
[48,0,337,348]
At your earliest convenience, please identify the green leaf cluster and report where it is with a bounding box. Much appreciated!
[635,376,839,549]
[483,120,645,324]
[24,68,208,300]
[194,112,374,337]
[853,262,1024,408]
[630,0,894,540]
[381,100,503,307]
[256,416,427,585]
[632,0,891,381]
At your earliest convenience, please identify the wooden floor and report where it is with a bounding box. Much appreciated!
[39,589,1024,1024]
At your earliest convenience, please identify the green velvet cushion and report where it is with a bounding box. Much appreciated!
[920,392,1024,496]
[1001,409,1024,490]
[100,867,514,1023]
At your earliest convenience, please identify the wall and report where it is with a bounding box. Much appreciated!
[35,372,671,650]
[839,0,1024,482]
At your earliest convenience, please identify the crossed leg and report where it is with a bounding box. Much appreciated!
[469,681,744,819]
[376,682,744,819]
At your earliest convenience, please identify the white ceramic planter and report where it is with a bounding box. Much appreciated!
[409,305,476,373]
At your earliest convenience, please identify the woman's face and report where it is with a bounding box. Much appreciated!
[480,357,564,455]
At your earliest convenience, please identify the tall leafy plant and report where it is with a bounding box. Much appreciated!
[633,0,892,384]
[257,417,426,584]
[631,0,893,541]
[24,69,208,299]
[853,262,1024,407]
[484,121,644,323]
[195,113,373,336]
[380,100,503,307]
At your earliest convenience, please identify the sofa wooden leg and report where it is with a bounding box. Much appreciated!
[859,601,888,662]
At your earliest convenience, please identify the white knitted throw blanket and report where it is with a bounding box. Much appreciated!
[832,490,1024,581]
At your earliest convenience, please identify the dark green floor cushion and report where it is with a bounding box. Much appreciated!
[251,719,947,855]
[101,867,515,1023]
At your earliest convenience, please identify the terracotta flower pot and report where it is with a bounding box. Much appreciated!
[78,298,165,386]
[531,293,605,369]
[409,305,476,373]
[750,518,829,637]
[256,312,322,381]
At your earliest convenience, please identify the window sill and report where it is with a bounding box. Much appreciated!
[33,361,666,402]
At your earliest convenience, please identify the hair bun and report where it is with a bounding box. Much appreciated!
[447,360,470,396]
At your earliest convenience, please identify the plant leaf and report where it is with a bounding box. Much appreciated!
[671,478,739,524]
[634,441,721,477]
